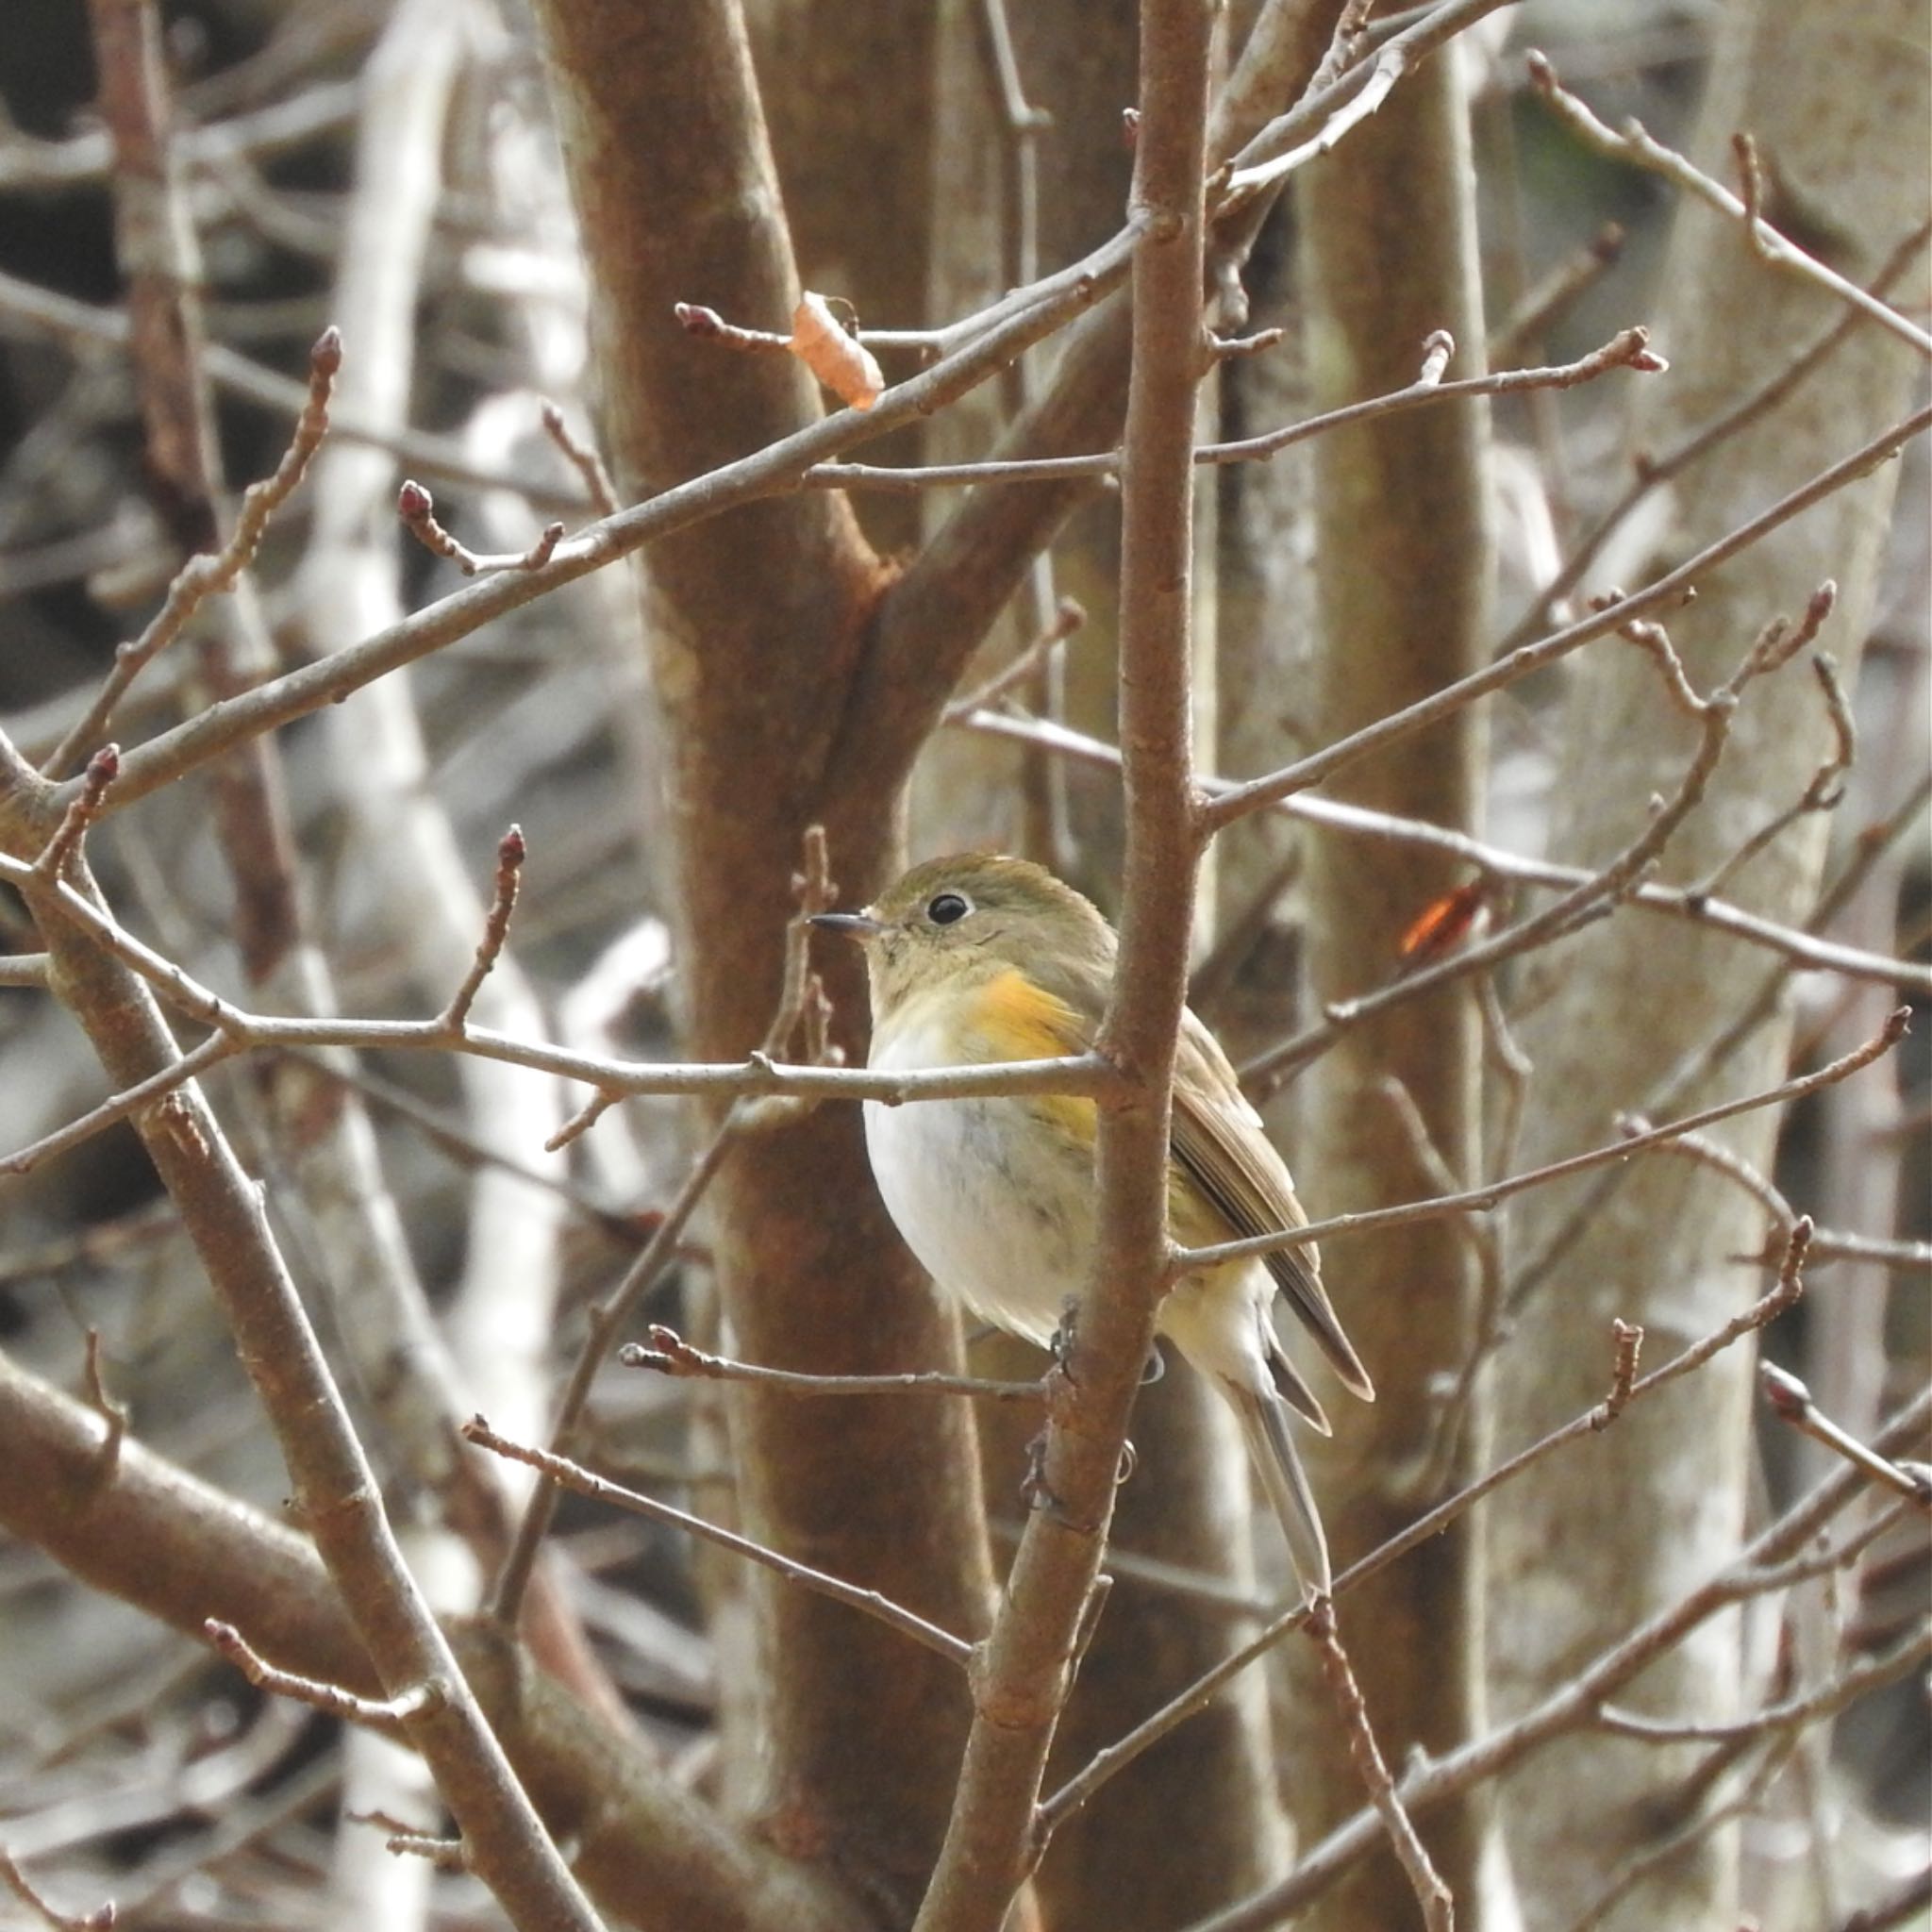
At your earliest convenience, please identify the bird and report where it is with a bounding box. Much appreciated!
[811,852,1373,1597]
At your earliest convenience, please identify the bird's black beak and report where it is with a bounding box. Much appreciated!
[808,910,887,941]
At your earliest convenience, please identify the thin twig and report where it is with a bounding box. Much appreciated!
[1307,1599,1453,1931]
[350,1811,470,1872]
[33,745,120,881]
[1594,1621,1932,1745]
[206,1619,445,1726]
[942,597,1087,721]
[440,827,526,1031]
[0,1850,115,1932]
[44,326,342,779]
[539,400,618,517]
[806,326,1658,490]
[625,1325,1047,1403]
[1180,1015,1902,1276]
[466,1420,974,1667]
[1694,652,1856,899]
[1760,1365,1932,1508]
[1527,52,1932,360]
[398,479,565,575]
[1039,1234,1824,1838]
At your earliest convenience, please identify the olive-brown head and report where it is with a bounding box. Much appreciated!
[809,853,1116,1025]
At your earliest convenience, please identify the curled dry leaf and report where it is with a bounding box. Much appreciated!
[1397,878,1493,973]
[790,291,884,410]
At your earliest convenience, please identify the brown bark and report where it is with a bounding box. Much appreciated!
[526,0,997,1908]
[914,4,1218,1920]
[1486,1,1930,1924]
[1287,38,1495,1930]
[0,773,601,1928]
[0,1346,870,1932]
[744,0,938,557]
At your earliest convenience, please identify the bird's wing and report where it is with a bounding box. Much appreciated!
[1170,1008,1375,1402]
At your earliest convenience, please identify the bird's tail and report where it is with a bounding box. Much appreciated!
[1224,1379,1331,1600]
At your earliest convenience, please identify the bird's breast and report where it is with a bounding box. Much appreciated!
[864,996,1093,1349]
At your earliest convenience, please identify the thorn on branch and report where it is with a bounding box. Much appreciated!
[1207,325,1286,364]
[81,1327,127,1482]
[1732,131,1768,250]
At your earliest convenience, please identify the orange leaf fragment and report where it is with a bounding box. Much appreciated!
[789,291,883,410]
[1397,880,1491,972]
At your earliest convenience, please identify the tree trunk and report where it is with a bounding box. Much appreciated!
[1287,37,1497,1930]
[1487,1,1929,1924]
[529,1,999,1910]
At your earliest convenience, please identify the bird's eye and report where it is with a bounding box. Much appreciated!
[926,891,971,926]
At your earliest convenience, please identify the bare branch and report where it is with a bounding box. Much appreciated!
[805,326,1659,491]
[625,1325,1047,1404]
[1760,1365,1932,1508]
[465,1420,975,1667]
[540,399,618,517]
[441,826,527,1031]
[206,1618,447,1725]
[43,327,342,780]
[0,1850,115,1932]
[1178,1020,1903,1276]
[1197,402,1932,834]
[1307,1599,1454,1932]
[399,479,566,575]
[1527,51,1932,359]
[958,708,1930,993]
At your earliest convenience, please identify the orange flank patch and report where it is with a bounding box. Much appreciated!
[968,971,1094,1142]
[971,970,1081,1058]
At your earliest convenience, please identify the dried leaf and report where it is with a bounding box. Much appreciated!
[789,292,883,410]
[1397,880,1491,972]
